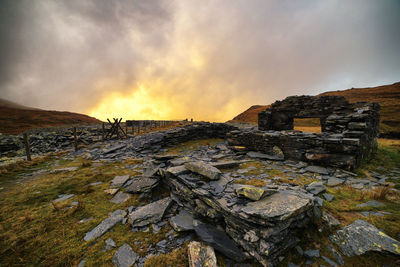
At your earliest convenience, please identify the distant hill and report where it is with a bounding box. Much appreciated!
[0,98,101,134]
[229,82,400,138]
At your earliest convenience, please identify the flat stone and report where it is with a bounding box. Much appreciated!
[322,256,338,267]
[330,219,400,256]
[322,212,340,228]
[166,165,190,176]
[241,191,313,221]
[188,241,217,267]
[124,177,159,193]
[110,175,130,188]
[304,249,320,258]
[103,144,125,154]
[169,209,195,232]
[142,160,159,177]
[356,200,384,208]
[105,238,116,250]
[110,192,131,204]
[184,161,222,180]
[90,181,103,186]
[211,160,242,169]
[246,151,283,161]
[112,243,138,267]
[306,181,326,195]
[53,194,75,202]
[104,188,119,195]
[326,177,344,187]
[193,220,245,262]
[323,193,334,201]
[305,166,329,175]
[84,210,127,241]
[235,185,269,201]
[128,197,172,227]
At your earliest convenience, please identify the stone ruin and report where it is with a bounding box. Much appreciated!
[228,95,380,170]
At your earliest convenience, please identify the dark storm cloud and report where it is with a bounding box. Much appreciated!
[0,0,399,121]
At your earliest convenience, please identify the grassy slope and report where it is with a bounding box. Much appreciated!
[229,82,400,137]
[0,107,101,134]
[0,139,399,266]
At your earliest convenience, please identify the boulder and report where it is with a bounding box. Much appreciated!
[188,241,217,267]
[84,210,127,241]
[184,161,221,180]
[193,220,246,262]
[112,243,138,267]
[330,220,400,256]
[128,197,172,227]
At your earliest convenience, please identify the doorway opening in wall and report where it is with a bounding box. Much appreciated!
[294,118,322,133]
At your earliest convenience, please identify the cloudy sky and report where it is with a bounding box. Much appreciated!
[1,0,399,121]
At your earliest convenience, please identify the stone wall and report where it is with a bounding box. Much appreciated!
[228,95,380,170]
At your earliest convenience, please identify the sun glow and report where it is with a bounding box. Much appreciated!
[89,85,175,121]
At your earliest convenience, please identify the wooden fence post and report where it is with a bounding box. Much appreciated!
[73,127,78,151]
[102,122,105,141]
[23,132,31,161]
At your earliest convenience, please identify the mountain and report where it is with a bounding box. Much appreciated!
[229,82,400,138]
[0,98,101,134]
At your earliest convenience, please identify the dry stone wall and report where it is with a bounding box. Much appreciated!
[229,95,380,170]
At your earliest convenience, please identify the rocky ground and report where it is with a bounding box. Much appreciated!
[0,123,399,266]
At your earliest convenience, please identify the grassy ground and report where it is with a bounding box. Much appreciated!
[0,139,399,266]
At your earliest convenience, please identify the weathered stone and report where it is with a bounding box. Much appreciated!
[330,219,400,256]
[142,160,159,177]
[235,185,268,201]
[184,161,222,180]
[112,243,138,267]
[124,177,159,193]
[305,166,329,175]
[105,238,116,250]
[110,175,130,188]
[110,192,131,204]
[247,151,284,161]
[304,249,320,258]
[323,193,334,201]
[211,160,242,169]
[84,210,127,241]
[128,197,172,227]
[188,241,217,267]
[50,167,78,173]
[326,177,344,186]
[321,212,340,228]
[356,200,384,208]
[193,221,246,262]
[104,188,119,195]
[306,181,326,195]
[241,191,313,221]
[169,209,194,232]
[322,256,338,267]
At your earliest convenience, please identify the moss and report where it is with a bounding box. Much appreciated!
[234,178,267,187]
[144,242,189,267]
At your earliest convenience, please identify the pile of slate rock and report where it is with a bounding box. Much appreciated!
[158,160,317,266]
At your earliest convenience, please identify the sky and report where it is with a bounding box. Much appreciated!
[1,0,400,122]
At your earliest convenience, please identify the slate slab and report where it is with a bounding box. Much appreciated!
[110,192,131,204]
[305,166,329,175]
[241,191,313,222]
[169,209,194,232]
[84,210,127,241]
[124,177,159,193]
[112,243,138,267]
[53,194,74,203]
[128,197,172,227]
[330,219,400,256]
[110,175,130,188]
[326,177,344,187]
[193,220,245,262]
[356,200,384,208]
[184,161,221,180]
[306,181,326,195]
[246,151,283,161]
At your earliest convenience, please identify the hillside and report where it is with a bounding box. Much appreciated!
[230,82,400,138]
[0,98,101,134]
